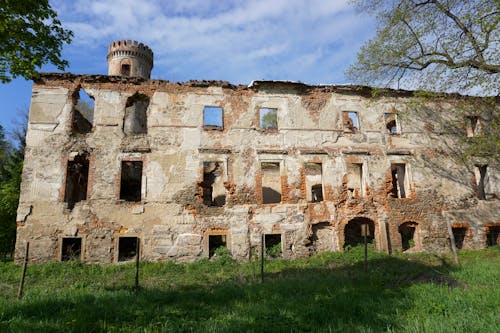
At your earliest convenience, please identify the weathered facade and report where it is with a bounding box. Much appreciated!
[15,41,500,264]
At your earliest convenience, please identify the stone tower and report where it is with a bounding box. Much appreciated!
[107,40,153,79]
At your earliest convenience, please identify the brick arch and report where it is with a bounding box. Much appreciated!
[341,217,377,249]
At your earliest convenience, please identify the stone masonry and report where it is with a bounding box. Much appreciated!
[15,41,500,263]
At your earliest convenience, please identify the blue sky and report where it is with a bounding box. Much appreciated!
[0,0,376,136]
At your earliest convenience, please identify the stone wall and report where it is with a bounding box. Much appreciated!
[15,74,500,263]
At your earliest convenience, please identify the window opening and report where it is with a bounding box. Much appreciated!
[486,226,500,247]
[121,64,131,76]
[261,162,281,204]
[203,106,223,130]
[384,113,399,134]
[474,165,488,200]
[391,164,407,198]
[201,162,226,207]
[398,222,416,251]
[452,227,467,249]
[118,237,138,261]
[305,162,323,202]
[208,235,227,258]
[466,116,479,137]
[344,217,374,248]
[61,237,82,261]
[260,108,278,129]
[343,111,359,131]
[72,88,94,134]
[264,234,282,258]
[346,163,363,198]
[64,154,89,210]
[120,161,142,202]
[124,93,149,135]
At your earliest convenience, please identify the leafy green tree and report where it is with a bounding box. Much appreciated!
[347,0,499,95]
[0,0,73,83]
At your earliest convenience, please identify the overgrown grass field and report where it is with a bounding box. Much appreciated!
[1,247,499,332]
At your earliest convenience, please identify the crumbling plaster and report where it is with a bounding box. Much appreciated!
[15,74,500,263]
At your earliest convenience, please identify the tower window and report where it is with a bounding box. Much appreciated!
[121,64,131,76]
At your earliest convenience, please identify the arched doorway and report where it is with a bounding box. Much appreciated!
[343,217,375,249]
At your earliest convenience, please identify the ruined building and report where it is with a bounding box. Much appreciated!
[15,40,500,263]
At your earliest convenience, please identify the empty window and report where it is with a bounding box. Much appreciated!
[72,88,94,134]
[261,162,281,204]
[452,227,467,249]
[398,222,417,251]
[384,113,399,134]
[264,234,282,258]
[120,161,142,202]
[474,165,489,200]
[346,163,363,198]
[466,116,480,137]
[64,154,89,210]
[343,111,359,131]
[391,164,407,198]
[124,94,149,135]
[486,226,500,247]
[208,234,227,258]
[203,106,223,130]
[260,108,278,129]
[305,162,323,202]
[201,162,225,207]
[61,238,82,261]
[121,64,131,76]
[118,237,138,261]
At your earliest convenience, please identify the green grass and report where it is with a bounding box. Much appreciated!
[1,246,499,332]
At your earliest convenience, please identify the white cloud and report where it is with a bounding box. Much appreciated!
[50,0,375,84]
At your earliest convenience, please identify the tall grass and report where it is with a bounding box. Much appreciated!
[1,247,499,332]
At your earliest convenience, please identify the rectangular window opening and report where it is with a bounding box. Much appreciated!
[259,108,278,129]
[343,111,359,131]
[202,162,226,207]
[118,237,138,261]
[346,163,363,198]
[121,64,131,76]
[486,226,500,247]
[384,113,399,134]
[305,162,323,202]
[124,93,149,135]
[391,163,407,198]
[72,88,94,134]
[452,227,467,249]
[120,161,143,202]
[466,116,479,137]
[474,165,488,200]
[261,162,281,204]
[203,106,223,130]
[64,154,89,210]
[264,234,282,258]
[61,237,82,261]
[208,234,227,258]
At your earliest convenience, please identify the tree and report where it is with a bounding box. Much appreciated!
[0,0,73,83]
[347,0,499,95]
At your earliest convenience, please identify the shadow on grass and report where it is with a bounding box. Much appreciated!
[0,255,462,332]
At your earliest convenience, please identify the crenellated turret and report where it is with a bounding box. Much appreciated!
[107,40,153,79]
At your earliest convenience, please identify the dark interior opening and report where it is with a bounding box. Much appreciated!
[64,154,89,210]
[121,64,131,76]
[61,237,82,261]
[265,234,282,257]
[208,234,227,258]
[391,164,406,198]
[399,222,416,251]
[201,162,225,207]
[118,237,138,261]
[120,161,142,202]
[452,227,467,249]
[477,165,487,200]
[486,226,500,247]
[311,184,324,202]
[344,218,374,248]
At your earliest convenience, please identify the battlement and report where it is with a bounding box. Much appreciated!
[107,40,154,66]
